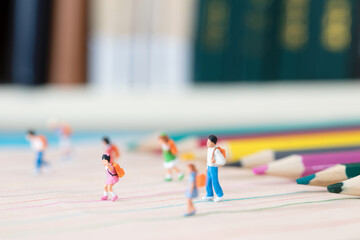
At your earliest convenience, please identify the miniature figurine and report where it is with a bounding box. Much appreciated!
[26,130,50,175]
[184,163,198,217]
[158,133,184,182]
[202,135,226,202]
[101,153,125,202]
[103,137,120,164]
[48,119,73,162]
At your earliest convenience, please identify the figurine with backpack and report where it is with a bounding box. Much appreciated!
[26,130,51,175]
[101,153,125,202]
[158,133,184,182]
[48,119,73,162]
[202,135,226,202]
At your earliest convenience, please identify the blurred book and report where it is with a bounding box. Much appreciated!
[224,0,279,81]
[11,0,52,85]
[48,0,87,85]
[193,0,230,83]
[278,0,356,80]
[88,0,194,90]
[0,0,13,84]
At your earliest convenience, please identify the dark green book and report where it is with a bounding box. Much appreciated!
[224,0,280,81]
[193,0,231,83]
[277,0,312,80]
[277,0,356,80]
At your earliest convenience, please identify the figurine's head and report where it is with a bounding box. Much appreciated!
[102,153,111,162]
[102,137,110,146]
[207,135,217,148]
[26,130,36,140]
[158,133,169,144]
[187,163,197,173]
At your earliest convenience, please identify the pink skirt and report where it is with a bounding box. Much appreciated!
[105,169,119,185]
[106,175,119,185]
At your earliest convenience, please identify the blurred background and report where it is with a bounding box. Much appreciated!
[0,0,360,136]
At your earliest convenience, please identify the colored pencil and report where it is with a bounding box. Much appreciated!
[129,120,360,153]
[232,145,360,168]
[296,163,360,186]
[226,129,360,162]
[252,150,360,179]
[327,175,360,196]
[181,129,360,162]
[197,125,360,147]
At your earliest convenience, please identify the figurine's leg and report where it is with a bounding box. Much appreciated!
[164,168,172,181]
[172,166,184,180]
[34,152,43,174]
[108,184,118,201]
[189,199,195,212]
[205,167,214,197]
[101,184,109,200]
[210,167,223,197]
[187,198,193,212]
[172,166,180,173]
[184,199,196,217]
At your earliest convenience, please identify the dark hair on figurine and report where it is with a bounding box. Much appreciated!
[208,135,218,144]
[102,154,111,162]
[102,137,110,145]
[27,130,35,136]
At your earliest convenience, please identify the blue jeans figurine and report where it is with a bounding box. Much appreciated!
[206,166,224,198]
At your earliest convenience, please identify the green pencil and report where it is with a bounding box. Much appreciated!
[296,163,360,186]
[327,175,360,196]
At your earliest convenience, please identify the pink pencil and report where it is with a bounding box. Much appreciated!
[252,150,360,179]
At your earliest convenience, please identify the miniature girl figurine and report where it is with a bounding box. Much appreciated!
[158,133,184,182]
[184,163,198,217]
[101,154,119,202]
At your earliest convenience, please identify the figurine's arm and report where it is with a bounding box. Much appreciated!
[191,181,196,192]
[102,160,114,171]
[107,163,114,171]
[161,143,170,151]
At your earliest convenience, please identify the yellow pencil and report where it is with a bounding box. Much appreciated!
[181,129,360,162]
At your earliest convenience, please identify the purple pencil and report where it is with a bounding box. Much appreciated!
[252,150,360,179]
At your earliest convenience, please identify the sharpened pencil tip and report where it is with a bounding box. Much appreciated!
[296,174,315,185]
[252,165,268,175]
[327,182,344,194]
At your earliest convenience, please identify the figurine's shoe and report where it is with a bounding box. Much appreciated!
[202,196,214,201]
[101,196,108,201]
[184,211,196,217]
[178,173,185,181]
[214,197,223,202]
[111,195,118,202]
[164,177,172,182]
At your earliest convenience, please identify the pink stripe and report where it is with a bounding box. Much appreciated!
[0,200,102,212]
